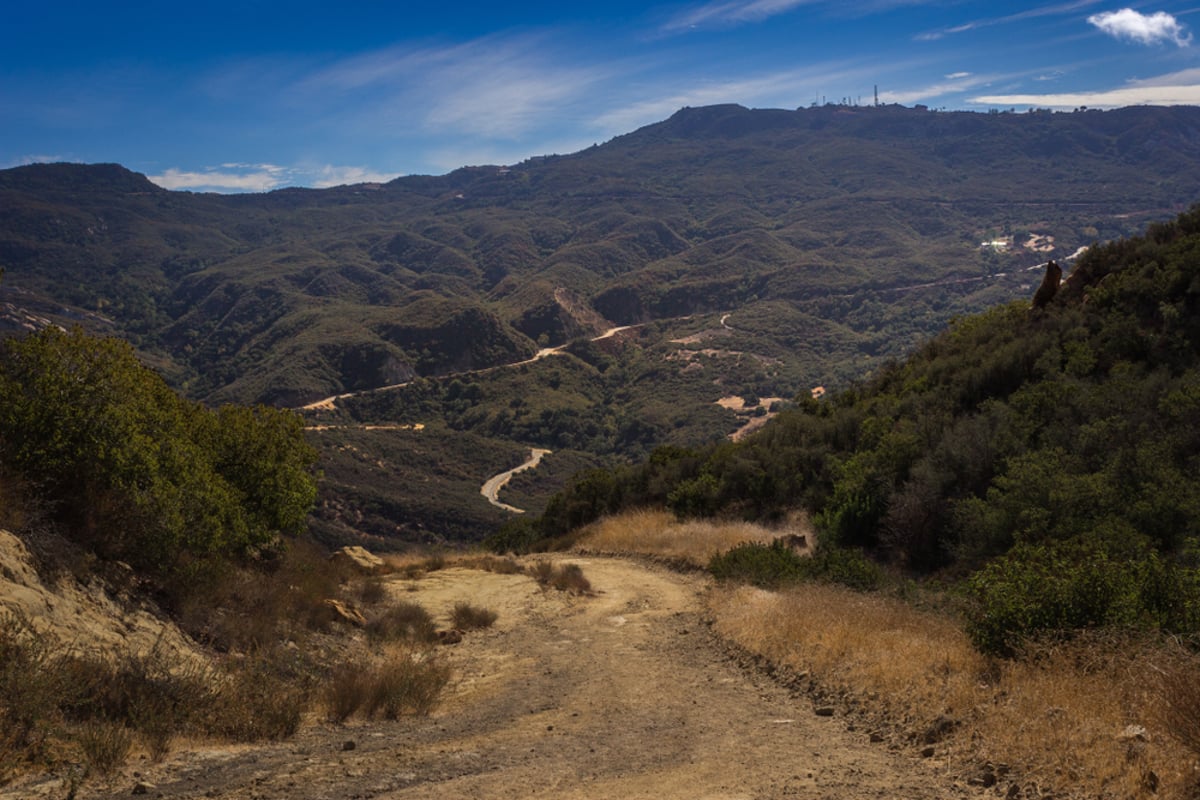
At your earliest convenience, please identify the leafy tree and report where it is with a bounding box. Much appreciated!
[0,327,318,573]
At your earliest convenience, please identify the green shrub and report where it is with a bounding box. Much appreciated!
[709,540,806,587]
[0,328,318,578]
[965,536,1200,656]
[708,541,882,591]
[484,517,545,554]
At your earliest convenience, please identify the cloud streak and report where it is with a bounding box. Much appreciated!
[148,162,399,192]
[663,0,818,31]
[1087,9,1191,47]
[971,68,1200,108]
[916,0,1100,41]
[297,33,612,140]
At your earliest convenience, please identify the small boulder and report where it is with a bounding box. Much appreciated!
[323,598,366,627]
[436,628,464,645]
[330,546,385,576]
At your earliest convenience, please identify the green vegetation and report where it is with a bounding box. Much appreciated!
[0,327,318,591]
[538,207,1200,654]
[6,104,1200,542]
[709,540,881,591]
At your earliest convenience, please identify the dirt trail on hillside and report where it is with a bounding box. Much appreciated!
[65,557,979,800]
[480,448,552,513]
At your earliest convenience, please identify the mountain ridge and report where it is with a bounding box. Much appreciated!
[5,103,1200,544]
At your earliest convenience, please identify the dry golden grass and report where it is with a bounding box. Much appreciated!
[576,508,794,567]
[708,583,1197,799]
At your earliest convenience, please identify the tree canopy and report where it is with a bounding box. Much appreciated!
[0,327,318,573]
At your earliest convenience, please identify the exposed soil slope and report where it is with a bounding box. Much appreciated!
[45,557,983,800]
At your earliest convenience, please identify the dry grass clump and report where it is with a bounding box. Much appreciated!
[577,508,789,567]
[202,647,312,742]
[366,602,439,643]
[708,584,1195,799]
[322,649,451,723]
[0,612,222,780]
[1152,644,1200,795]
[75,721,132,776]
[177,538,348,653]
[529,560,592,595]
[450,602,498,630]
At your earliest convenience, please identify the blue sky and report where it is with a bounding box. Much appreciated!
[4,1,1199,192]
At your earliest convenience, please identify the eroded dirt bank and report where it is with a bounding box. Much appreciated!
[59,557,979,800]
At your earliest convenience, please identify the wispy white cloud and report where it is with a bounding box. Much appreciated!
[916,0,1100,41]
[297,34,612,140]
[663,0,818,31]
[310,165,401,188]
[971,67,1200,107]
[148,167,288,192]
[148,162,403,192]
[663,0,941,30]
[881,71,1004,105]
[1087,8,1191,47]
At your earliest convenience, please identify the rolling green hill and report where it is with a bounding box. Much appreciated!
[536,206,1200,652]
[4,103,1200,546]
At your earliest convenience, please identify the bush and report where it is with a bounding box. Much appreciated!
[0,327,318,578]
[366,602,438,643]
[450,602,498,630]
[203,649,312,742]
[484,517,545,554]
[965,537,1200,656]
[0,612,72,776]
[76,721,132,777]
[708,540,882,591]
[365,654,451,719]
[529,561,592,594]
[709,540,806,587]
[323,661,373,724]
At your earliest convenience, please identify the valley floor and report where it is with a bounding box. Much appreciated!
[26,557,987,800]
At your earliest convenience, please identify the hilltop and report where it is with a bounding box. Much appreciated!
[4,103,1200,544]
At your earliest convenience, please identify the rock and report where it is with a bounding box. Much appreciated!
[920,745,936,758]
[342,739,356,751]
[323,598,366,627]
[436,628,464,645]
[814,706,835,717]
[921,714,959,744]
[1117,724,1149,742]
[330,546,386,575]
[968,766,998,788]
[869,731,885,743]
[131,782,154,796]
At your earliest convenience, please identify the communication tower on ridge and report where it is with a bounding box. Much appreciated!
[874,85,879,107]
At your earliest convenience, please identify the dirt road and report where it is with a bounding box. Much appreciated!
[76,557,975,800]
[480,448,552,513]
